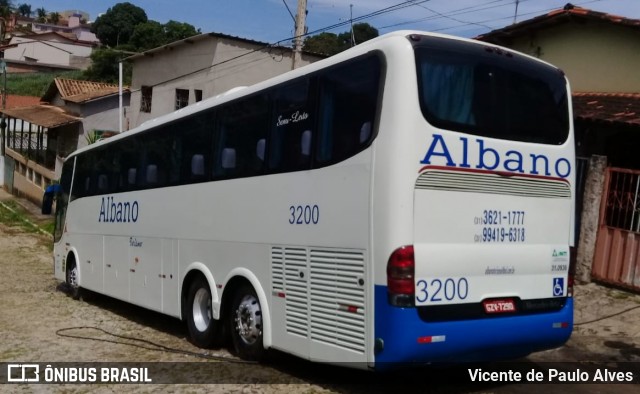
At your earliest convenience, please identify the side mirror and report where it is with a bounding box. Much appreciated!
[42,184,61,215]
[41,191,53,215]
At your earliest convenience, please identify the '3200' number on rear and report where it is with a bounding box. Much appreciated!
[415,277,469,304]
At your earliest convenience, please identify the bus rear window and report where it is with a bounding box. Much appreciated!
[414,36,569,145]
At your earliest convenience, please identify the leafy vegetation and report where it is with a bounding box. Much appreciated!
[3,2,201,84]
[303,23,379,56]
[0,200,53,235]
[6,71,84,97]
[4,2,373,86]
[91,2,149,47]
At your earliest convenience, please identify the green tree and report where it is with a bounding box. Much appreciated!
[339,23,379,47]
[0,0,13,18]
[130,19,200,51]
[303,23,378,56]
[17,3,31,17]
[48,11,61,25]
[163,20,200,43]
[129,20,166,51]
[91,2,148,47]
[35,7,46,22]
[84,46,133,84]
[303,32,344,56]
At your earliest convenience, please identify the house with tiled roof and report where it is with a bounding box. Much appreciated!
[477,3,640,167]
[478,4,640,290]
[0,78,130,204]
[2,31,97,72]
[126,32,324,128]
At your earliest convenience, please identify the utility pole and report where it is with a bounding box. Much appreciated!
[350,4,355,47]
[291,0,307,70]
[513,0,520,24]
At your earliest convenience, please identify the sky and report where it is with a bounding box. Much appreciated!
[26,0,640,44]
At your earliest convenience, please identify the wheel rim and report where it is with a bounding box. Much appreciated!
[67,264,78,289]
[234,294,262,345]
[192,288,212,332]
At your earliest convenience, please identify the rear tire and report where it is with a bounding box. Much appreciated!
[186,276,222,348]
[230,284,265,361]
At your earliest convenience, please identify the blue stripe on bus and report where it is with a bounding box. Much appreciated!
[373,285,572,367]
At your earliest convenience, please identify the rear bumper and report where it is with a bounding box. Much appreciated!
[373,285,573,367]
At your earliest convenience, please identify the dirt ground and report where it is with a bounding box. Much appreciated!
[1,192,640,393]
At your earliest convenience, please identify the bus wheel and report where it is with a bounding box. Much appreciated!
[230,285,264,361]
[186,276,221,348]
[66,259,80,300]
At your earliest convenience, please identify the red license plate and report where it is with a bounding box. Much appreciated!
[483,299,517,314]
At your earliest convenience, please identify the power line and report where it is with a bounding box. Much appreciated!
[411,2,495,31]
[282,0,296,23]
[429,0,602,33]
[377,0,521,30]
[127,1,434,91]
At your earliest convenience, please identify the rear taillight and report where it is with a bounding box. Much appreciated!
[568,246,576,297]
[387,245,415,307]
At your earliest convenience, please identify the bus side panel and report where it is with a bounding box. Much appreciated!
[72,233,104,293]
[104,236,130,300]
[129,236,163,312]
[162,239,180,316]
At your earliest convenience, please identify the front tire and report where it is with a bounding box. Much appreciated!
[65,258,81,300]
[230,284,265,361]
[186,276,222,348]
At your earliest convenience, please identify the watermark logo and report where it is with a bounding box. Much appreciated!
[7,364,39,382]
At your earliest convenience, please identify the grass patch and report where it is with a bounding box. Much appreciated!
[0,200,54,236]
[7,71,85,97]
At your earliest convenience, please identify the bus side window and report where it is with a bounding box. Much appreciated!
[179,111,213,184]
[301,130,312,158]
[256,139,266,162]
[221,148,237,172]
[214,95,268,179]
[316,55,380,165]
[146,164,158,184]
[128,168,137,187]
[98,174,109,192]
[269,80,312,172]
[191,154,205,178]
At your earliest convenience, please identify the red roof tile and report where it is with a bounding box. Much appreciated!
[573,93,640,126]
[1,104,81,128]
[42,78,130,103]
[476,3,640,41]
[5,95,40,109]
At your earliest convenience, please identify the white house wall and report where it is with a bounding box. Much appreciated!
[4,37,93,67]
[499,22,640,93]
[130,35,321,128]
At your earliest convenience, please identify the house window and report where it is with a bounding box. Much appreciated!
[194,89,203,102]
[140,86,152,113]
[175,89,189,110]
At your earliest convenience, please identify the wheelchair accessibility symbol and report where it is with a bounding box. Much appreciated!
[553,277,565,297]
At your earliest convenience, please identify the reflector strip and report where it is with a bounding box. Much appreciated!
[417,335,446,344]
[552,322,569,328]
[272,291,286,298]
[338,304,362,314]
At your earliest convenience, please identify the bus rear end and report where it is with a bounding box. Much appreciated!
[374,34,574,366]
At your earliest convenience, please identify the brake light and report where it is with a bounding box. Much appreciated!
[568,246,576,297]
[387,245,415,307]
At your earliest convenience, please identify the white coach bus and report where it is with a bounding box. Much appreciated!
[47,31,575,368]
